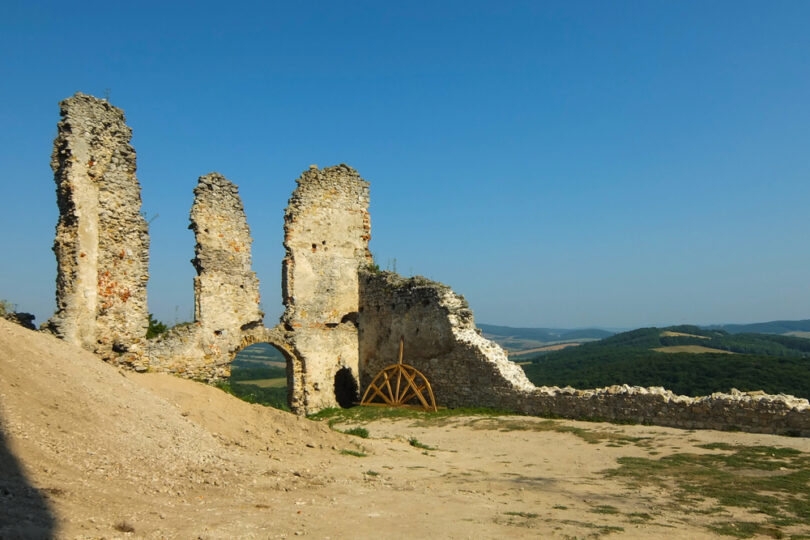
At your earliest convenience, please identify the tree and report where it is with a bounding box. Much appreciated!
[146,313,168,339]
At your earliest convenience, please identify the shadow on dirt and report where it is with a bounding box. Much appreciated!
[0,421,55,538]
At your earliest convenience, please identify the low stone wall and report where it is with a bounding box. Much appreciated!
[508,385,810,437]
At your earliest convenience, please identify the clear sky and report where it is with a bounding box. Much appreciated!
[1,1,809,330]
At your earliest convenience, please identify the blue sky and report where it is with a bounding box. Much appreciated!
[1,1,809,329]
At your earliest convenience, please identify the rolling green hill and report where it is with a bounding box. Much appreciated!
[521,325,810,399]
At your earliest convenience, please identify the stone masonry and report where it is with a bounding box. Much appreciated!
[281,165,373,414]
[44,93,810,435]
[359,271,535,408]
[44,93,149,361]
[190,173,262,332]
[143,173,272,379]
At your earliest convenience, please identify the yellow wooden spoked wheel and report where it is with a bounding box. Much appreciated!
[360,362,438,412]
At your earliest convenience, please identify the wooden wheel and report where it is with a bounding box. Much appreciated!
[360,338,437,412]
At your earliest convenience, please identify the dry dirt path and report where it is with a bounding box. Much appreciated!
[2,319,809,539]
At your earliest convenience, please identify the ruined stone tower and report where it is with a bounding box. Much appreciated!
[46,93,149,359]
[282,165,372,413]
[190,173,262,332]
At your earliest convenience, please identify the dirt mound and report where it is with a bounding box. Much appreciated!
[0,319,343,538]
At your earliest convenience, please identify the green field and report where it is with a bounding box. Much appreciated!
[228,343,289,409]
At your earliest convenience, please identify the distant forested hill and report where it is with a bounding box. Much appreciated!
[703,319,810,335]
[521,325,810,399]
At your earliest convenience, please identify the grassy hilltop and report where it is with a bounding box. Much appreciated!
[520,324,810,399]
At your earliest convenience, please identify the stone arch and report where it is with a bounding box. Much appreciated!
[235,324,303,411]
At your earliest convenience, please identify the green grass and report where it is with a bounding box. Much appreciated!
[504,511,539,519]
[408,437,436,451]
[590,505,619,515]
[239,377,287,388]
[308,405,517,424]
[604,443,810,537]
[214,380,289,411]
[340,449,367,457]
[341,427,370,438]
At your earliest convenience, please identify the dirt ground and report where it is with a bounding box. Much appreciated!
[2,318,809,539]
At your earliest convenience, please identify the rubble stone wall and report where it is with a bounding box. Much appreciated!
[358,271,535,408]
[511,385,810,437]
[357,271,810,436]
[281,165,372,414]
[190,173,262,332]
[143,173,274,380]
[45,93,149,360]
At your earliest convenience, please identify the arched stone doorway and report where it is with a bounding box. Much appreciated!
[229,327,300,411]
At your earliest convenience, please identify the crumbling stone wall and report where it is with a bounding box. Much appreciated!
[190,173,262,332]
[357,271,810,436]
[42,94,810,435]
[515,385,810,437]
[281,165,372,414]
[143,173,271,379]
[358,271,535,408]
[45,93,149,360]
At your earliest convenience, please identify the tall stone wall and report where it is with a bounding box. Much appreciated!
[282,165,372,414]
[358,271,535,407]
[143,173,269,379]
[45,93,149,360]
[190,173,262,332]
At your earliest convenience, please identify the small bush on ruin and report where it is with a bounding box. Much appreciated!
[0,299,14,316]
[146,313,168,339]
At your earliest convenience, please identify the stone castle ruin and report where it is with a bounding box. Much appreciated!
[42,92,810,435]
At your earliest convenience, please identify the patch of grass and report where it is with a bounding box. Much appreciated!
[552,505,568,510]
[408,437,436,451]
[308,405,517,425]
[364,470,379,477]
[505,511,538,519]
[341,426,369,438]
[626,512,653,523]
[556,520,624,535]
[214,380,289,411]
[590,505,619,515]
[114,521,135,533]
[708,521,785,538]
[340,449,367,458]
[463,417,652,447]
[605,443,810,537]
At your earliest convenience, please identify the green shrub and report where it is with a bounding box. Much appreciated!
[146,313,168,338]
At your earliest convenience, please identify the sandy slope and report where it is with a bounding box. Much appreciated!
[2,318,809,539]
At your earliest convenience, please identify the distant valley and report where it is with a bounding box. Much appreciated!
[477,323,615,356]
